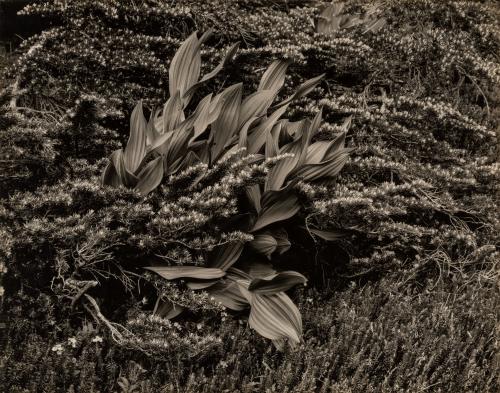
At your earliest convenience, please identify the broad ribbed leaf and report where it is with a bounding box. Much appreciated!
[153,297,184,319]
[237,116,259,151]
[293,151,349,181]
[145,266,226,280]
[111,149,138,188]
[238,261,277,278]
[124,101,147,173]
[208,268,251,311]
[265,133,304,191]
[209,241,245,271]
[165,126,194,170]
[101,159,122,188]
[210,83,243,159]
[249,234,277,258]
[238,89,274,131]
[169,31,201,101]
[134,156,164,195]
[306,141,331,164]
[258,59,291,92]
[264,128,279,159]
[149,130,173,155]
[247,104,289,154]
[273,74,325,109]
[246,184,262,213]
[248,292,302,347]
[303,109,322,155]
[146,107,161,146]
[284,118,309,140]
[248,271,307,294]
[186,279,219,290]
[183,42,240,101]
[162,91,185,133]
[252,190,300,232]
[190,94,214,140]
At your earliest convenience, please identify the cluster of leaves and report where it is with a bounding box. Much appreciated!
[98,30,351,347]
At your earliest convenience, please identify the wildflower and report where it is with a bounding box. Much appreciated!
[68,337,77,348]
[91,335,103,343]
[51,344,64,355]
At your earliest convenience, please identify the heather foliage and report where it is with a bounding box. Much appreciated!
[1,0,499,391]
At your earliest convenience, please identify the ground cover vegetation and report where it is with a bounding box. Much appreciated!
[0,0,499,392]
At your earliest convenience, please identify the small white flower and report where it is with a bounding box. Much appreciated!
[51,344,64,355]
[68,337,77,348]
[91,335,103,343]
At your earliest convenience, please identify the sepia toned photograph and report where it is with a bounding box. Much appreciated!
[0,1,498,392]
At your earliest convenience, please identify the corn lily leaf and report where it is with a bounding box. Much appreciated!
[248,291,302,348]
[210,83,243,159]
[267,122,283,158]
[249,234,278,258]
[248,271,307,294]
[238,261,277,278]
[164,126,194,170]
[169,31,202,103]
[134,156,164,196]
[265,136,302,191]
[183,42,240,101]
[124,101,147,173]
[190,94,215,142]
[238,89,275,131]
[186,279,220,290]
[306,141,332,164]
[292,151,349,181]
[162,91,185,133]
[209,241,245,271]
[284,118,309,140]
[258,59,291,92]
[145,266,226,280]
[207,268,251,311]
[237,115,260,152]
[175,150,200,173]
[246,184,262,213]
[252,188,300,232]
[110,149,139,188]
[272,74,325,109]
[101,158,122,188]
[146,107,161,147]
[247,104,289,154]
[153,297,184,319]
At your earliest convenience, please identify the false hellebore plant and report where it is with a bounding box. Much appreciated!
[101,30,352,349]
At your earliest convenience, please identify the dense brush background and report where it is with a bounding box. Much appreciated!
[0,0,499,392]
